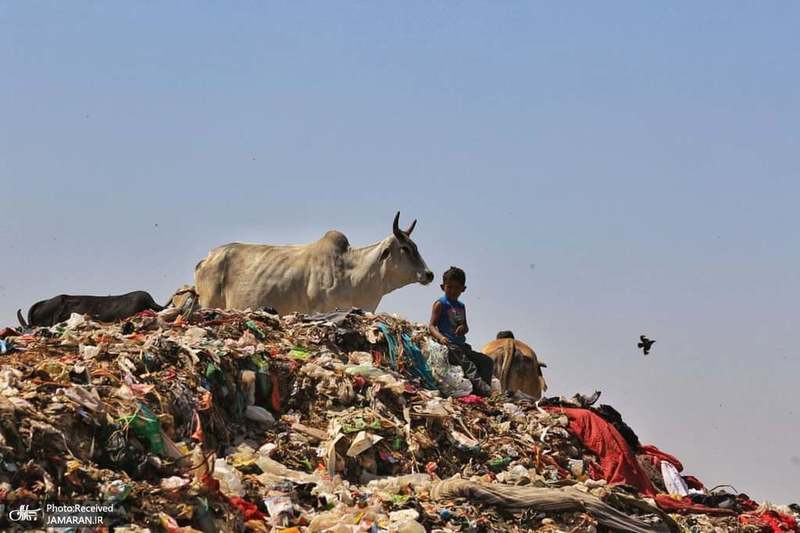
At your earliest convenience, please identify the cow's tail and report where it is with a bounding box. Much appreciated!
[17,309,29,328]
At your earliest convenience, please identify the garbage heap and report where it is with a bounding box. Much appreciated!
[0,308,797,533]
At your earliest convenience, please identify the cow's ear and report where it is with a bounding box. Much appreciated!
[380,247,391,261]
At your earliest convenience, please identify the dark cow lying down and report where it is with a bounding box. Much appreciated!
[17,291,164,328]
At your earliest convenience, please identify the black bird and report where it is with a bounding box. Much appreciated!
[638,335,655,355]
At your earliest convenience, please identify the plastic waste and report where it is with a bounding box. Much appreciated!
[568,459,585,477]
[102,480,131,503]
[79,344,101,359]
[245,405,275,425]
[0,339,15,355]
[507,464,530,481]
[348,351,374,365]
[396,520,426,533]
[491,377,503,393]
[389,509,420,523]
[184,326,207,340]
[258,442,277,457]
[661,460,689,496]
[502,402,525,419]
[64,313,87,329]
[425,339,472,397]
[213,458,244,496]
[289,347,311,360]
[344,365,385,378]
[120,403,165,455]
[244,320,267,339]
[264,496,293,517]
[488,456,512,471]
[160,476,189,490]
[450,430,480,452]
[346,431,383,457]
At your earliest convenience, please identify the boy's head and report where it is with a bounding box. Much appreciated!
[441,266,466,300]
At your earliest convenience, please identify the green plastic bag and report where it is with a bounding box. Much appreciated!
[120,404,165,455]
[289,347,311,361]
[244,320,267,339]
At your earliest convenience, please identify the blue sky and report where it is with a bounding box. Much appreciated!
[2,2,798,503]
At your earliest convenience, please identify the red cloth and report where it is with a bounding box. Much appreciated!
[654,495,736,516]
[228,496,266,521]
[738,496,760,512]
[0,327,18,338]
[457,395,484,405]
[201,473,220,492]
[740,511,799,532]
[639,444,684,471]
[549,407,656,496]
[586,460,604,481]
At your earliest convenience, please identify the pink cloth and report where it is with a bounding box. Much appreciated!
[457,394,485,405]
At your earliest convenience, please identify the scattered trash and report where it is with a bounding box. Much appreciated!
[245,405,276,425]
[0,339,15,354]
[0,306,790,532]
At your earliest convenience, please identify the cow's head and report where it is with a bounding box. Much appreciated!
[379,212,434,286]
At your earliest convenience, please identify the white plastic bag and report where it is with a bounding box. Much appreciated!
[425,339,473,397]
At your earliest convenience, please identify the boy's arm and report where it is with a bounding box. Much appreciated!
[428,301,450,345]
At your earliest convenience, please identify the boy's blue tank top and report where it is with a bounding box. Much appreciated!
[437,295,466,345]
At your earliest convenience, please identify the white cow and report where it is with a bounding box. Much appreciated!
[195,213,434,314]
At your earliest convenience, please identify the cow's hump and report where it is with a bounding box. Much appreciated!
[319,230,350,253]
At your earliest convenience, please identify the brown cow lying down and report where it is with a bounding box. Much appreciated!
[481,331,548,400]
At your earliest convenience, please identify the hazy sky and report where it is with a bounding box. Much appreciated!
[2,2,798,503]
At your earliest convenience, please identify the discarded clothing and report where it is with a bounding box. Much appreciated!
[377,323,437,390]
[655,494,737,516]
[595,403,641,451]
[640,444,684,472]
[739,508,799,532]
[456,394,484,405]
[549,407,656,496]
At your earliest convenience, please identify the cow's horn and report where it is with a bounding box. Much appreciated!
[404,219,417,237]
[17,309,29,329]
[392,211,404,240]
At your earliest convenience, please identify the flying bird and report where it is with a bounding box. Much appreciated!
[638,335,655,355]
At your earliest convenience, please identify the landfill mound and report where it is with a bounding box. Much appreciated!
[0,308,797,533]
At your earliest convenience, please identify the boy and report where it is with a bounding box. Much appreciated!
[428,266,494,396]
